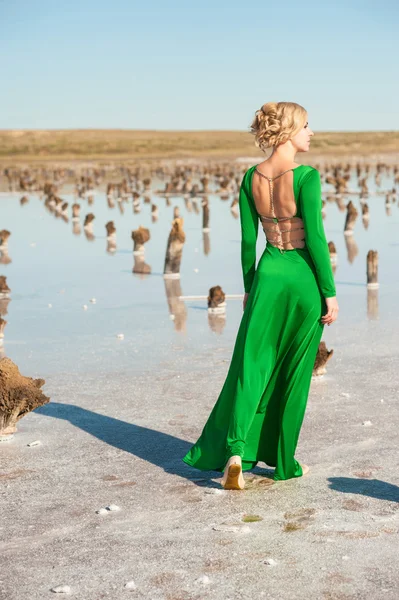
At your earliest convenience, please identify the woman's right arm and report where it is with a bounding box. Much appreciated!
[299,168,337,299]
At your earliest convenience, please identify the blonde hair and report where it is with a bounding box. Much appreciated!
[250,102,307,151]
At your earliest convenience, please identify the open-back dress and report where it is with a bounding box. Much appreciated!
[182,164,336,480]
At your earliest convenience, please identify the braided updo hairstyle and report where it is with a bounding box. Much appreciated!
[250,102,307,151]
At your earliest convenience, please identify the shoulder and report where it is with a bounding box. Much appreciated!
[240,164,257,190]
[298,165,320,187]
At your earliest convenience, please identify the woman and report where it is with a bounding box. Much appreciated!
[182,102,339,490]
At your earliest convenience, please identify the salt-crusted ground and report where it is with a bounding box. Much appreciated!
[1,315,399,600]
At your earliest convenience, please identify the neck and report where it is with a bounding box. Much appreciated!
[269,143,297,163]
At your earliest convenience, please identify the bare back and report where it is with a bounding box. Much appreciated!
[251,164,305,251]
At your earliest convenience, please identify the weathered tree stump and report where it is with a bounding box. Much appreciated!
[366,250,379,289]
[201,176,210,194]
[143,178,152,192]
[0,230,11,249]
[328,241,337,267]
[207,286,226,314]
[132,226,150,255]
[0,357,50,437]
[72,203,80,220]
[105,221,116,240]
[361,203,369,219]
[20,196,29,206]
[0,317,6,341]
[84,213,95,229]
[133,191,141,214]
[163,218,186,279]
[313,341,334,376]
[0,276,10,299]
[151,204,159,220]
[132,255,151,275]
[344,201,358,235]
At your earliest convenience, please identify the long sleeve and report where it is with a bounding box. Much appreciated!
[239,171,259,293]
[299,168,336,298]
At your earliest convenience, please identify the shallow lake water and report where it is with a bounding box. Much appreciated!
[1,166,398,379]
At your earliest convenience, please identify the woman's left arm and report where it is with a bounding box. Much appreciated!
[239,171,259,294]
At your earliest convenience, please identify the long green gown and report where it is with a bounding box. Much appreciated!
[182,165,336,480]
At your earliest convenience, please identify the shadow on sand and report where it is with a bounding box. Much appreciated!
[328,477,399,503]
[35,402,272,487]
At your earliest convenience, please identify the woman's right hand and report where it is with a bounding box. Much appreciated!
[321,296,339,326]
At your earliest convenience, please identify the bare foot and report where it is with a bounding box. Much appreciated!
[221,455,245,490]
[301,464,310,476]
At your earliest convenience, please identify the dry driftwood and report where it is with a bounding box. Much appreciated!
[0,357,50,435]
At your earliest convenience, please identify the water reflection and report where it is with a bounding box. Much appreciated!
[0,162,398,374]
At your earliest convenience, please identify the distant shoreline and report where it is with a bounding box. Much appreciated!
[0,129,398,163]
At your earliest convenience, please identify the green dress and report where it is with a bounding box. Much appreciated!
[182,165,336,480]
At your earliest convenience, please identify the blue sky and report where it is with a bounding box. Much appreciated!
[0,0,398,131]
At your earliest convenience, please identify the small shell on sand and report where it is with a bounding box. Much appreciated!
[117,333,124,339]
[260,557,278,566]
[50,585,71,594]
[106,504,121,511]
[90,298,96,304]
[82,305,88,310]
[27,440,42,447]
[95,508,108,515]
[194,575,210,585]
[124,580,136,590]
[362,420,372,426]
